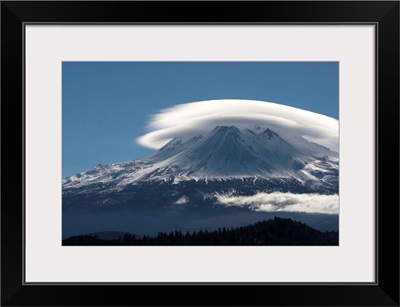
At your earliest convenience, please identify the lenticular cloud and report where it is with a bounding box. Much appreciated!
[137,99,338,151]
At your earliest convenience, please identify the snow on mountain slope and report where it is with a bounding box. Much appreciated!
[146,135,203,162]
[161,126,295,177]
[62,125,338,192]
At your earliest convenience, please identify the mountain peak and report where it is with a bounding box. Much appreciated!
[212,125,240,133]
[261,128,279,138]
[63,125,339,191]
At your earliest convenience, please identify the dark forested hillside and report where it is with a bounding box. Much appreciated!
[63,217,338,246]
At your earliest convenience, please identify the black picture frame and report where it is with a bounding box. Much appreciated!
[1,1,399,306]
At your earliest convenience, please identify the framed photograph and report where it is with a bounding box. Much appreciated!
[1,1,399,306]
[61,60,341,249]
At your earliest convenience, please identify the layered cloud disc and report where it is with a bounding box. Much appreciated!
[137,99,338,151]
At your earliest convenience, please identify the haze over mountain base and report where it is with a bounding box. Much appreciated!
[62,182,339,239]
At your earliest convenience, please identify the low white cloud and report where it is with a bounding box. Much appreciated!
[215,192,339,215]
[137,99,338,151]
[175,196,189,205]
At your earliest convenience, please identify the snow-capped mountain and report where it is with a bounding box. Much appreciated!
[63,125,338,192]
[62,125,339,238]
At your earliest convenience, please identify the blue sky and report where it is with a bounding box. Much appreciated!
[62,62,338,178]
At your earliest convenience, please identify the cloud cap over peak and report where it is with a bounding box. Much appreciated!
[137,99,338,151]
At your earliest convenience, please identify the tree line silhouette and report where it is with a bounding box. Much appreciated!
[63,217,338,246]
